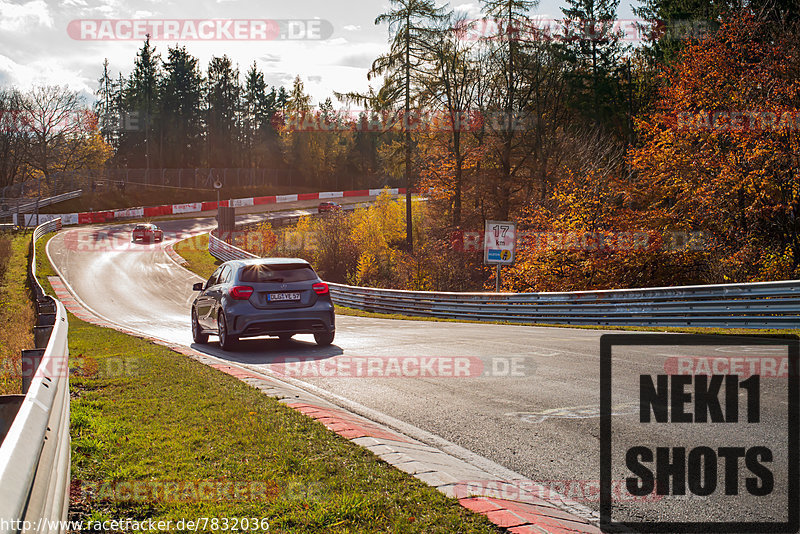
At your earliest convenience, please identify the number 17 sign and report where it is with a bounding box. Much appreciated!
[484,220,516,265]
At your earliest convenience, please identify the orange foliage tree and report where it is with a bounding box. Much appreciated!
[503,167,712,291]
[629,12,800,282]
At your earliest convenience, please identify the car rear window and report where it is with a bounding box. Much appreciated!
[239,264,317,283]
[134,225,147,230]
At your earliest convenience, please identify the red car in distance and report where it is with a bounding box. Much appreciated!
[132,223,164,243]
[317,201,342,214]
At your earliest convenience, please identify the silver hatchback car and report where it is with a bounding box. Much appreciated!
[191,258,335,350]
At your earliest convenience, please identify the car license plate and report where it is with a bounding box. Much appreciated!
[268,292,301,302]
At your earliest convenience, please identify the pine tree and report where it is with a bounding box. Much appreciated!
[160,46,204,168]
[371,0,447,251]
[559,0,626,129]
[95,59,117,146]
[206,55,241,168]
[123,36,162,168]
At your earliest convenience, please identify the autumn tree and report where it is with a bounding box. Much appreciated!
[479,0,575,218]
[20,86,109,179]
[0,89,26,187]
[629,12,800,281]
[418,12,480,226]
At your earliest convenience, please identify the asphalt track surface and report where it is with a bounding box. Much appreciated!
[47,206,796,530]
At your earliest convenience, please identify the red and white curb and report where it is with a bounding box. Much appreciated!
[163,242,188,266]
[49,274,601,534]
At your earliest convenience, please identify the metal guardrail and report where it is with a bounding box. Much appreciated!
[0,218,70,533]
[208,230,800,329]
[209,230,258,263]
[0,190,83,219]
[327,281,800,328]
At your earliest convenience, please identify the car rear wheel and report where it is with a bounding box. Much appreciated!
[314,331,335,346]
[192,308,208,344]
[218,312,238,350]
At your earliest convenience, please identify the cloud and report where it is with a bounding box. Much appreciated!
[84,0,121,17]
[343,24,361,31]
[336,52,374,69]
[0,53,91,95]
[0,0,53,32]
[453,2,482,18]
[259,53,281,63]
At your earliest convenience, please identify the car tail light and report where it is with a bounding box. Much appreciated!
[230,286,254,300]
[312,282,329,295]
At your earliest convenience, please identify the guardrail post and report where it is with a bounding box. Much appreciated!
[37,298,56,315]
[0,396,25,446]
[36,313,56,327]
[33,325,54,349]
[21,349,45,394]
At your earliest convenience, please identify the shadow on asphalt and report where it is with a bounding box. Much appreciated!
[191,336,343,366]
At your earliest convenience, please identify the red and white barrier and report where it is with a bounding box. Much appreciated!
[230,198,254,208]
[114,207,145,219]
[13,187,408,227]
[171,203,202,214]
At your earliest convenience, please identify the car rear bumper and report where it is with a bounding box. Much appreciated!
[226,306,335,338]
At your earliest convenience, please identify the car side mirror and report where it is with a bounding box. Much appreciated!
[193,282,204,291]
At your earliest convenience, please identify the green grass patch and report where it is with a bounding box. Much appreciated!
[173,234,221,281]
[67,313,498,532]
[0,231,35,395]
[35,231,58,290]
[171,234,797,338]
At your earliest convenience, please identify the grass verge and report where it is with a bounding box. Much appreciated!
[35,230,58,290]
[31,231,497,532]
[0,231,35,395]
[173,234,221,280]
[66,315,498,532]
[169,234,799,337]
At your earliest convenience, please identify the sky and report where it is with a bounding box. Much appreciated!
[0,0,639,106]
